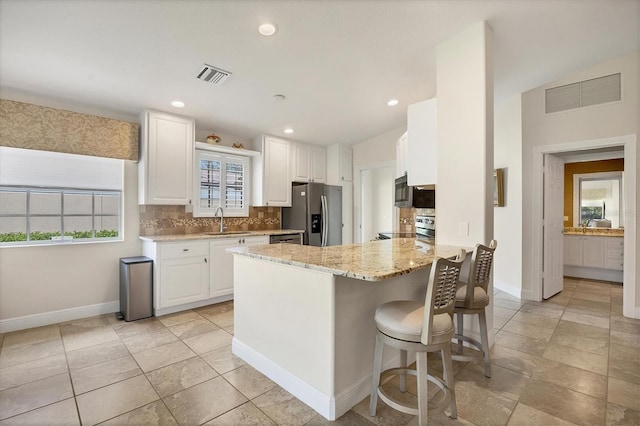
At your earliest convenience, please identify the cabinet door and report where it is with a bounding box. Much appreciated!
[292,144,310,182]
[310,146,326,183]
[263,137,292,206]
[340,146,353,182]
[142,111,194,205]
[407,98,437,186]
[582,237,605,268]
[210,239,241,298]
[396,134,407,178]
[159,255,209,308]
[563,235,583,266]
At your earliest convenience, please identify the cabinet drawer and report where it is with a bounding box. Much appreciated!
[605,257,624,271]
[606,248,624,259]
[605,238,624,249]
[160,241,209,260]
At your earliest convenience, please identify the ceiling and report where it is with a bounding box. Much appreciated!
[1,0,638,146]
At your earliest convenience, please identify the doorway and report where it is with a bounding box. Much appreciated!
[357,164,394,243]
[533,135,637,318]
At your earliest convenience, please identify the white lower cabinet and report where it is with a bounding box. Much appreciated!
[144,235,271,315]
[563,234,623,282]
[210,236,270,298]
[153,241,210,309]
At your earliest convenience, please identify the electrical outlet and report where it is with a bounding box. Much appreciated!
[458,222,469,236]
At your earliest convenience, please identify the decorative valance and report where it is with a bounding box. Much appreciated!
[0,99,138,161]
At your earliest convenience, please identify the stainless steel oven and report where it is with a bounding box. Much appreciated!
[415,215,435,240]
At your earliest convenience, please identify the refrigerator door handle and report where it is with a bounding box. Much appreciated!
[321,195,328,247]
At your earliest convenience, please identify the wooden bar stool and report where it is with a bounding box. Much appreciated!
[369,250,466,426]
[452,240,497,377]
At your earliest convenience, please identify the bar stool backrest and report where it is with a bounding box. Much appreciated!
[463,240,497,304]
[422,250,466,345]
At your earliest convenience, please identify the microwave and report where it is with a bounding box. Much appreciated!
[395,175,435,208]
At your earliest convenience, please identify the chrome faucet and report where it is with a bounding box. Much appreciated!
[214,206,225,233]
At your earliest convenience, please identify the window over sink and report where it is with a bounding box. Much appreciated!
[193,149,249,217]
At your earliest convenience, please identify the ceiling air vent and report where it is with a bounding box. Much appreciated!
[545,73,621,114]
[196,64,231,86]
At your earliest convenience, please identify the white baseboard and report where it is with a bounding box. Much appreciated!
[520,288,535,301]
[0,301,120,333]
[232,337,407,421]
[154,294,233,317]
[494,279,522,299]
[232,338,334,419]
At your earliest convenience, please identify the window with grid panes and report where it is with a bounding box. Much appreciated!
[0,147,123,246]
[193,150,249,217]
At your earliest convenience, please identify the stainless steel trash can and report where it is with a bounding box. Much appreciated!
[119,257,153,321]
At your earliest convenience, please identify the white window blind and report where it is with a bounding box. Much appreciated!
[0,147,123,190]
[193,150,249,217]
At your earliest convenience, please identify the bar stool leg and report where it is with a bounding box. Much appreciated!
[399,349,407,392]
[369,334,384,416]
[416,351,429,426]
[441,345,457,419]
[456,313,464,353]
[478,309,491,377]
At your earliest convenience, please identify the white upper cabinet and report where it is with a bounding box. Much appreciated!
[139,110,194,205]
[327,144,353,184]
[292,143,326,183]
[252,135,292,206]
[395,132,408,179]
[407,98,437,186]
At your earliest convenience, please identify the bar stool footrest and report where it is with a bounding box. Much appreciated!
[451,334,485,363]
[377,367,451,415]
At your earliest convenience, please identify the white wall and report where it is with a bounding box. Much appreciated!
[521,51,639,306]
[0,161,141,330]
[436,21,494,247]
[0,93,142,332]
[493,95,523,297]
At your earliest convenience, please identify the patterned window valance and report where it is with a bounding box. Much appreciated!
[0,99,138,161]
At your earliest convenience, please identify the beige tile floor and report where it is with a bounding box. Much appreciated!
[1,277,639,425]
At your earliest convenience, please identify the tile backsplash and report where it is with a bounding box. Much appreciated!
[398,207,416,233]
[139,205,281,236]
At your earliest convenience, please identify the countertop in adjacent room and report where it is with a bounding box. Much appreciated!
[227,238,468,281]
[563,227,624,237]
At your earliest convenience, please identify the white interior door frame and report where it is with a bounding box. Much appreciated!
[353,161,395,243]
[532,134,637,318]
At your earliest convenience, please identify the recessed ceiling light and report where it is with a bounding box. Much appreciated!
[259,23,278,36]
[387,99,399,106]
[171,100,185,108]
[273,94,286,101]
[284,128,294,134]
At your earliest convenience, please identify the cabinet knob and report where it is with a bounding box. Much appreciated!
[204,258,207,263]
[183,248,189,252]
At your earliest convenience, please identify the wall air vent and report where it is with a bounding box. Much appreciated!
[196,64,231,86]
[545,73,621,114]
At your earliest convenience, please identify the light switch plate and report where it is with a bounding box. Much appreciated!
[563,216,569,221]
[458,222,469,236]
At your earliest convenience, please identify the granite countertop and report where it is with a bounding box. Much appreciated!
[227,238,469,282]
[563,227,624,237]
[140,229,304,242]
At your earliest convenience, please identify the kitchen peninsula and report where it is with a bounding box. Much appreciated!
[228,238,468,420]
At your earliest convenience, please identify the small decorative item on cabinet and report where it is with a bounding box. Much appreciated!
[232,142,245,149]
[207,134,221,144]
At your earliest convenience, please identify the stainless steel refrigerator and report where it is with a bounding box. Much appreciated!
[282,183,342,246]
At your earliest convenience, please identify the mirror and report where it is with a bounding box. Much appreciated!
[574,171,623,228]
